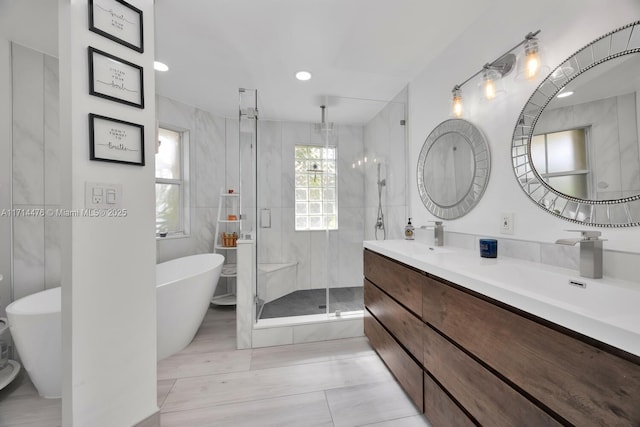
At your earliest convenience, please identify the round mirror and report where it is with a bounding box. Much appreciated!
[418,119,490,219]
[512,21,640,226]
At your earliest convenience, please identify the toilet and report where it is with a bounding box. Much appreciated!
[6,287,61,398]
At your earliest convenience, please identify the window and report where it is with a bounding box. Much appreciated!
[155,127,189,235]
[531,128,589,199]
[295,145,338,231]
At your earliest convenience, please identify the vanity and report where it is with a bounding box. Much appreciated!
[363,241,640,426]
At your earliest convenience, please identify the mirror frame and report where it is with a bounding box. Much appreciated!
[417,118,491,219]
[511,21,640,227]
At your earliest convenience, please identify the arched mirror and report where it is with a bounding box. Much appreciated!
[512,21,640,226]
[418,119,490,219]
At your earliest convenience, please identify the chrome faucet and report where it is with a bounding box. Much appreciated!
[420,221,445,246]
[555,230,605,279]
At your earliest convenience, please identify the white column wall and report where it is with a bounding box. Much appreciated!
[59,1,158,425]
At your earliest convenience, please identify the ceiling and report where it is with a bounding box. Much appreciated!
[1,0,510,124]
[154,0,507,123]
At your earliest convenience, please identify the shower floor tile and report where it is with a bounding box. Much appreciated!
[259,286,363,319]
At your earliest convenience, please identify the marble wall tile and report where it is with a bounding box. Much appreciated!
[251,326,294,348]
[225,118,240,193]
[281,207,311,291]
[292,318,364,344]
[309,230,328,289]
[195,110,226,208]
[539,242,580,272]
[43,55,60,206]
[497,238,541,263]
[337,125,365,209]
[44,216,61,289]
[603,250,640,283]
[12,44,44,206]
[12,215,45,300]
[442,232,476,250]
[257,121,282,209]
[195,207,217,254]
[257,207,282,264]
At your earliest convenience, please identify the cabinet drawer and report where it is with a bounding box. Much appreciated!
[423,275,640,426]
[423,324,560,426]
[364,279,424,361]
[424,372,475,427]
[364,310,423,411]
[364,249,424,316]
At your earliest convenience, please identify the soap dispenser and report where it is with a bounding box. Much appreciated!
[404,218,415,240]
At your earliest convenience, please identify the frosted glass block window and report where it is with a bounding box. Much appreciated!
[295,145,338,230]
[531,128,589,199]
[156,127,189,235]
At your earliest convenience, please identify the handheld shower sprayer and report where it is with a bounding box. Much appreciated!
[375,163,386,240]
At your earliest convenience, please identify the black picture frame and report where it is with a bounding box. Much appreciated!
[89,113,145,166]
[88,0,144,53]
[88,47,144,109]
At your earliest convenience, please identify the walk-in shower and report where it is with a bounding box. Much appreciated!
[239,90,407,325]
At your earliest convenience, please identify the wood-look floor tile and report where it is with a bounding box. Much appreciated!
[250,336,374,370]
[157,348,252,380]
[361,414,434,427]
[160,391,333,427]
[157,379,176,407]
[325,379,421,427]
[0,395,61,427]
[161,355,392,413]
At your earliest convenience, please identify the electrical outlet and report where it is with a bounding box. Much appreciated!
[85,182,123,209]
[500,212,514,235]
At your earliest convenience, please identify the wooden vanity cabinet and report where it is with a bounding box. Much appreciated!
[363,249,640,427]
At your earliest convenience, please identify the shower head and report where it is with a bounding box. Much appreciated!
[313,105,334,133]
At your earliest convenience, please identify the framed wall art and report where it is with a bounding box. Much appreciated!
[89,113,145,166]
[88,47,144,108]
[88,0,144,53]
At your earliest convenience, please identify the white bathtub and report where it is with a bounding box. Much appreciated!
[156,253,224,360]
[6,287,61,398]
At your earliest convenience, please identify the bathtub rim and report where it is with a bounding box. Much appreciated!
[6,287,61,316]
[156,253,225,289]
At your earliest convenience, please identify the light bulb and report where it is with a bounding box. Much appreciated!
[523,37,541,80]
[484,78,496,100]
[452,88,463,117]
[525,51,540,79]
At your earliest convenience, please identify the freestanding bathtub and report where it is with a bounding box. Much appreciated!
[156,253,224,360]
[6,286,61,398]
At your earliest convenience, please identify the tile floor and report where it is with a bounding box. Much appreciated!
[0,305,433,426]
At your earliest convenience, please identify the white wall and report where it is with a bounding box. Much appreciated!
[59,1,157,425]
[409,0,640,253]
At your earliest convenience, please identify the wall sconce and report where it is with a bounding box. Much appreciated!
[451,30,542,117]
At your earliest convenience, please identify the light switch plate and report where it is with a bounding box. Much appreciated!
[85,182,123,209]
[500,212,514,235]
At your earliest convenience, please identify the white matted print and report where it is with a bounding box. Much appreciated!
[89,114,145,166]
[88,47,144,108]
[89,0,143,52]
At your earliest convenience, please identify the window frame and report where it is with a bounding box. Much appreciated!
[155,125,190,238]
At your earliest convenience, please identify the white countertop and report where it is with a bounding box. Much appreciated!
[364,240,640,357]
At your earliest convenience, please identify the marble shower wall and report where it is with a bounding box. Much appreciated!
[536,93,640,200]
[11,43,61,301]
[257,120,366,291]
[363,87,408,241]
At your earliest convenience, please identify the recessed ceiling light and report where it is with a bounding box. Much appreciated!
[154,61,169,72]
[295,71,312,81]
[557,91,574,98]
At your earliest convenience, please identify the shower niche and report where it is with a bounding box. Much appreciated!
[239,89,408,327]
